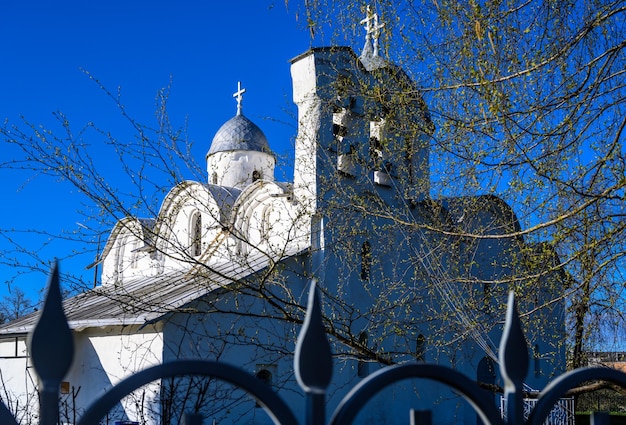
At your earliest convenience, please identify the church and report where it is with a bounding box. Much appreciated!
[0,9,566,425]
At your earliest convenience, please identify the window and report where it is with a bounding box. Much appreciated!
[256,369,272,386]
[130,239,139,269]
[483,283,492,313]
[191,212,202,257]
[211,172,218,185]
[360,241,372,280]
[252,170,261,182]
[477,356,496,385]
[382,160,395,177]
[476,356,496,425]
[337,144,357,177]
[255,367,273,407]
[534,344,541,377]
[369,136,383,169]
[415,334,426,362]
[259,205,274,242]
[357,331,369,378]
[405,137,414,182]
[333,123,348,139]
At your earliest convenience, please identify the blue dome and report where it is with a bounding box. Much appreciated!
[207,114,271,156]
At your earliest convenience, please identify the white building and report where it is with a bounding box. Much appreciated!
[0,10,566,425]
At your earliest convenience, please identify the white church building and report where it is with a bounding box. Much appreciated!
[0,10,566,425]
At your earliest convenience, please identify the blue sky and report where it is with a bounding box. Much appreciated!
[0,1,322,303]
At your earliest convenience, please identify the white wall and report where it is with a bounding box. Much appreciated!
[0,337,37,424]
[64,325,163,424]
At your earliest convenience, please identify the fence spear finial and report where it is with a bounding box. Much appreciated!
[295,279,333,394]
[29,261,74,425]
[499,292,529,424]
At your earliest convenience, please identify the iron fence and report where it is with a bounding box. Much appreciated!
[500,397,575,425]
[0,263,624,425]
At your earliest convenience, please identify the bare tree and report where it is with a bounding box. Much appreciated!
[1,1,625,422]
[301,0,626,361]
[0,287,34,324]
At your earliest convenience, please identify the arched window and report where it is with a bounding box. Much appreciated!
[476,356,496,425]
[130,238,139,269]
[116,236,127,280]
[252,170,261,182]
[357,331,369,378]
[415,333,426,362]
[483,283,492,313]
[534,344,541,377]
[369,135,383,169]
[260,204,274,242]
[477,356,496,385]
[191,212,202,257]
[255,368,273,407]
[256,369,272,386]
[211,171,218,185]
[360,241,371,280]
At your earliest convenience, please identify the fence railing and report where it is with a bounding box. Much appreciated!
[500,397,575,425]
[1,262,626,425]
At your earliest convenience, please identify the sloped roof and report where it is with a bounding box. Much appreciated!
[0,248,302,336]
[0,195,523,337]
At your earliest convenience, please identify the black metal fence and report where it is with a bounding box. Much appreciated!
[1,263,625,425]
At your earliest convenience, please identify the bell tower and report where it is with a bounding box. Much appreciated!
[289,8,433,214]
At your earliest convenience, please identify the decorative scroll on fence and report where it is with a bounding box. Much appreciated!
[1,263,625,425]
[500,397,575,425]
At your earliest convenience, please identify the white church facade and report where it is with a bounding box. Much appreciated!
[0,10,566,425]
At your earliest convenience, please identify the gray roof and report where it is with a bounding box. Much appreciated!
[0,247,304,336]
[207,114,272,156]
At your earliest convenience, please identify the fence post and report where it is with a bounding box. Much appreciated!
[29,262,74,425]
[295,280,333,425]
[410,409,432,425]
[591,412,610,425]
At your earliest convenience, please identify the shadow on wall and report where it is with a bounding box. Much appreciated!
[65,334,141,424]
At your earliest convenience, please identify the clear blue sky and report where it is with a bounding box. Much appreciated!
[0,1,320,303]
